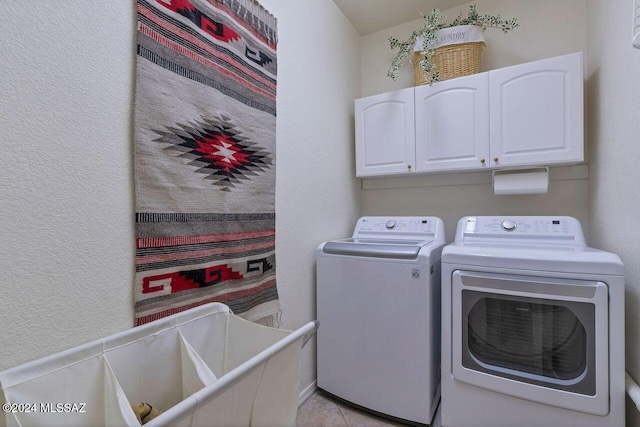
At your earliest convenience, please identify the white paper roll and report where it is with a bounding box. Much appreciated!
[492,168,549,195]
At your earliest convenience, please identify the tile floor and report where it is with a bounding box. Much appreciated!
[296,389,441,427]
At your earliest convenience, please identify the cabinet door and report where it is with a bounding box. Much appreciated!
[489,52,583,168]
[355,88,415,177]
[414,73,490,173]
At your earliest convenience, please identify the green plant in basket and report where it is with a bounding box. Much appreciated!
[388,2,519,84]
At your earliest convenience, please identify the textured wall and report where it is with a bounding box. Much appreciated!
[0,1,136,370]
[258,0,362,397]
[585,1,640,425]
[361,0,588,97]
[358,0,590,244]
[0,0,362,400]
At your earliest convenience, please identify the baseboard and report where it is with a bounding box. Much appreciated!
[298,380,317,407]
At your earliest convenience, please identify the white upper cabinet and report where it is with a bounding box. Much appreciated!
[355,87,415,177]
[355,52,584,177]
[354,52,584,178]
[489,52,583,168]
[415,72,490,173]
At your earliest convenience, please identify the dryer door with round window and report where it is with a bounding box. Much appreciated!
[451,270,609,416]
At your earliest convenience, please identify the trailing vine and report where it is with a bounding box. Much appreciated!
[388,3,518,84]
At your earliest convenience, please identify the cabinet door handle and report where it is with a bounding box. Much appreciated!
[407,165,412,169]
[494,157,499,162]
[480,158,485,164]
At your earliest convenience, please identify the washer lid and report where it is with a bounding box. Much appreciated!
[322,238,427,259]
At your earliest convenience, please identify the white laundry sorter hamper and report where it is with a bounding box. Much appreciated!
[0,303,317,427]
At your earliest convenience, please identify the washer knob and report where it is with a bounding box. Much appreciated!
[385,220,396,229]
[501,219,517,231]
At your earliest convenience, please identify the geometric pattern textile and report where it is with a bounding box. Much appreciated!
[134,0,279,325]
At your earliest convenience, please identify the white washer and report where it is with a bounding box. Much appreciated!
[317,216,445,425]
[441,216,624,427]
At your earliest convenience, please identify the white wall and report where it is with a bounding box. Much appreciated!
[359,0,590,243]
[0,1,136,370]
[358,1,640,423]
[0,0,362,401]
[258,0,362,396]
[361,0,588,96]
[12,1,639,420]
[585,2,640,425]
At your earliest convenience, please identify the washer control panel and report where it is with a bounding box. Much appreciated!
[353,216,442,240]
[460,216,585,245]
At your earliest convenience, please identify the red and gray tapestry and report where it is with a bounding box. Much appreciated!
[133,0,279,325]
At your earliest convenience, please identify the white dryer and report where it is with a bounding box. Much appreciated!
[441,216,624,427]
[317,216,445,425]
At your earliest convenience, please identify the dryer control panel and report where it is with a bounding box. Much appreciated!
[459,216,586,246]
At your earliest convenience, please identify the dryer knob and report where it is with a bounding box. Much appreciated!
[501,219,517,231]
[385,220,397,229]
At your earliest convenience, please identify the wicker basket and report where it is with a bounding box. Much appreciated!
[413,41,484,86]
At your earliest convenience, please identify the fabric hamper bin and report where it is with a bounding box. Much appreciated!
[0,303,318,427]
